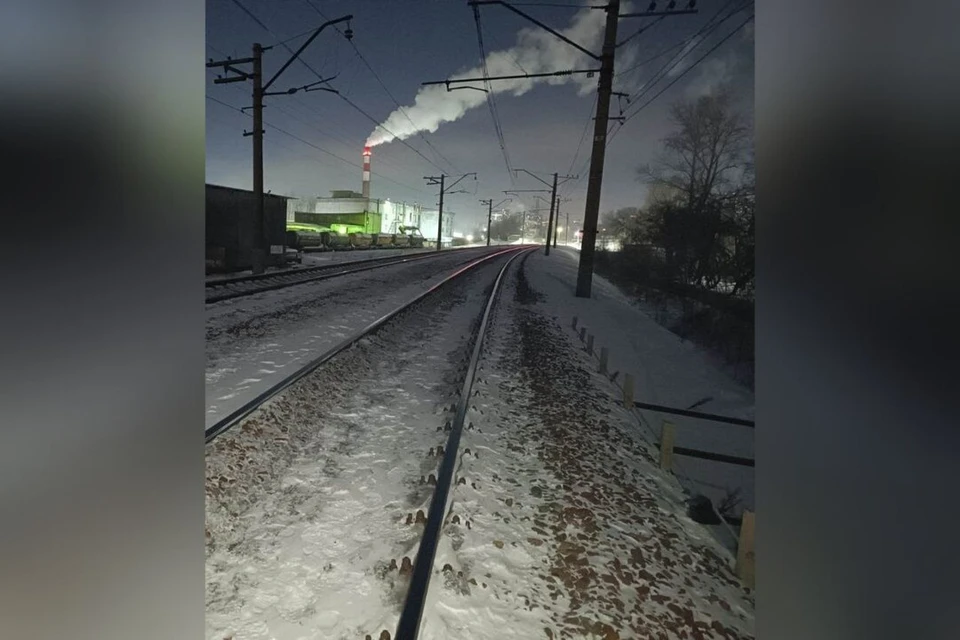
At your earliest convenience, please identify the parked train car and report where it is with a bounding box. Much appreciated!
[286,222,425,251]
[206,184,290,273]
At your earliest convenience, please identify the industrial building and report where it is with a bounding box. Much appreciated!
[285,147,454,244]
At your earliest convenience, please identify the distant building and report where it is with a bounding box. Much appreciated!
[285,147,455,243]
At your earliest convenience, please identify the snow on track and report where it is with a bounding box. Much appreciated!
[205,249,497,431]
[205,258,509,640]
[421,253,754,639]
[205,248,754,640]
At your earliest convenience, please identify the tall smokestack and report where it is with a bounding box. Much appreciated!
[362,146,371,200]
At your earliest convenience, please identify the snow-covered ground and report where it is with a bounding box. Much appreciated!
[419,251,753,639]
[206,258,510,640]
[205,248,493,431]
[300,247,435,267]
[526,249,755,513]
[205,247,754,639]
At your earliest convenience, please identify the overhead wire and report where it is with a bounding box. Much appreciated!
[227,0,451,177]
[301,0,460,174]
[228,0,331,84]
[206,94,428,196]
[623,0,750,102]
[207,44,432,192]
[472,4,516,181]
[611,12,754,142]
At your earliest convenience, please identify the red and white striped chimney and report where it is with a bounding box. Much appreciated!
[362,146,372,200]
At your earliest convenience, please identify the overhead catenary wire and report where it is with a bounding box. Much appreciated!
[227,0,452,177]
[205,60,421,180]
[614,29,696,79]
[301,0,461,175]
[228,0,336,89]
[472,4,515,181]
[206,94,428,196]
[345,39,461,174]
[568,93,598,174]
[335,94,452,175]
[623,0,750,102]
[612,13,754,139]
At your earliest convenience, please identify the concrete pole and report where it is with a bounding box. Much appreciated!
[575,0,620,297]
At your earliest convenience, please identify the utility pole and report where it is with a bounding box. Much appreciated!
[480,198,492,246]
[251,43,265,274]
[464,0,695,296]
[553,194,559,249]
[576,0,620,296]
[425,173,477,250]
[207,15,352,274]
[514,169,575,256]
[479,196,511,246]
[545,173,558,256]
[437,176,445,250]
[554,196,572,248]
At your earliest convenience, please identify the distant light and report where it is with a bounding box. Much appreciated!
[467,235,474,242]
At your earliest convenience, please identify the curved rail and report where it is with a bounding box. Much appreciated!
[205,246,492,304]
[395,248,531,640]
[204,246,527,443]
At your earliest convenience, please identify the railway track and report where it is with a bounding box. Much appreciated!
[205,246,528,443]
[205,245,533,640]
[204,246,493,304]
[393,245,527,640]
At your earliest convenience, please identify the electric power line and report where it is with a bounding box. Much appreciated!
[228,0,333,83]
[472,4,515,180]
[301,0,461,175]
[624,0,750,103]
[226,0,454,177]
[206,94,427,196]
[610,13,754,142]
[206,46,433,188]
[565,93,598,178]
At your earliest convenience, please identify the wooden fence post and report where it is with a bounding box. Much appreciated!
[579,327,587,342]
[622,373,634,408]
[586,334,594,355]
[659,421,675,471]
[599,347,609,374]
[737,511,755,589]
[572,316,578,331]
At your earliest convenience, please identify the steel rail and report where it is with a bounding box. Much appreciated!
[205,246,492,304]
[395,247,534,640]
[204,246,528,444]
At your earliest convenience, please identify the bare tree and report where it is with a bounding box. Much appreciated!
[638,89,752,291]
[640,88,749,211]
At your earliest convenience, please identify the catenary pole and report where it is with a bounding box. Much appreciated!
[575,0,619,297]
[251,42,265,274]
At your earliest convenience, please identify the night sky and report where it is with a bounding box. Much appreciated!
[206,0,754,233]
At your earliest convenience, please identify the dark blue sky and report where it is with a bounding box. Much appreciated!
[206,0,754,232]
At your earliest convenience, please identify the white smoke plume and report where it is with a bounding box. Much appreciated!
[366,6,616,147]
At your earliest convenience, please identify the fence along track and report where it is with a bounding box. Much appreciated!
[204,246,527,444]
[205,246,492,304]
[394,248,533,640]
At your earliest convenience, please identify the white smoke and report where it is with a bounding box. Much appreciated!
[366,6,614,146]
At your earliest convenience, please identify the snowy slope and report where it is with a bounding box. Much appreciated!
[525,249,755,516]
[422,252,754,639]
